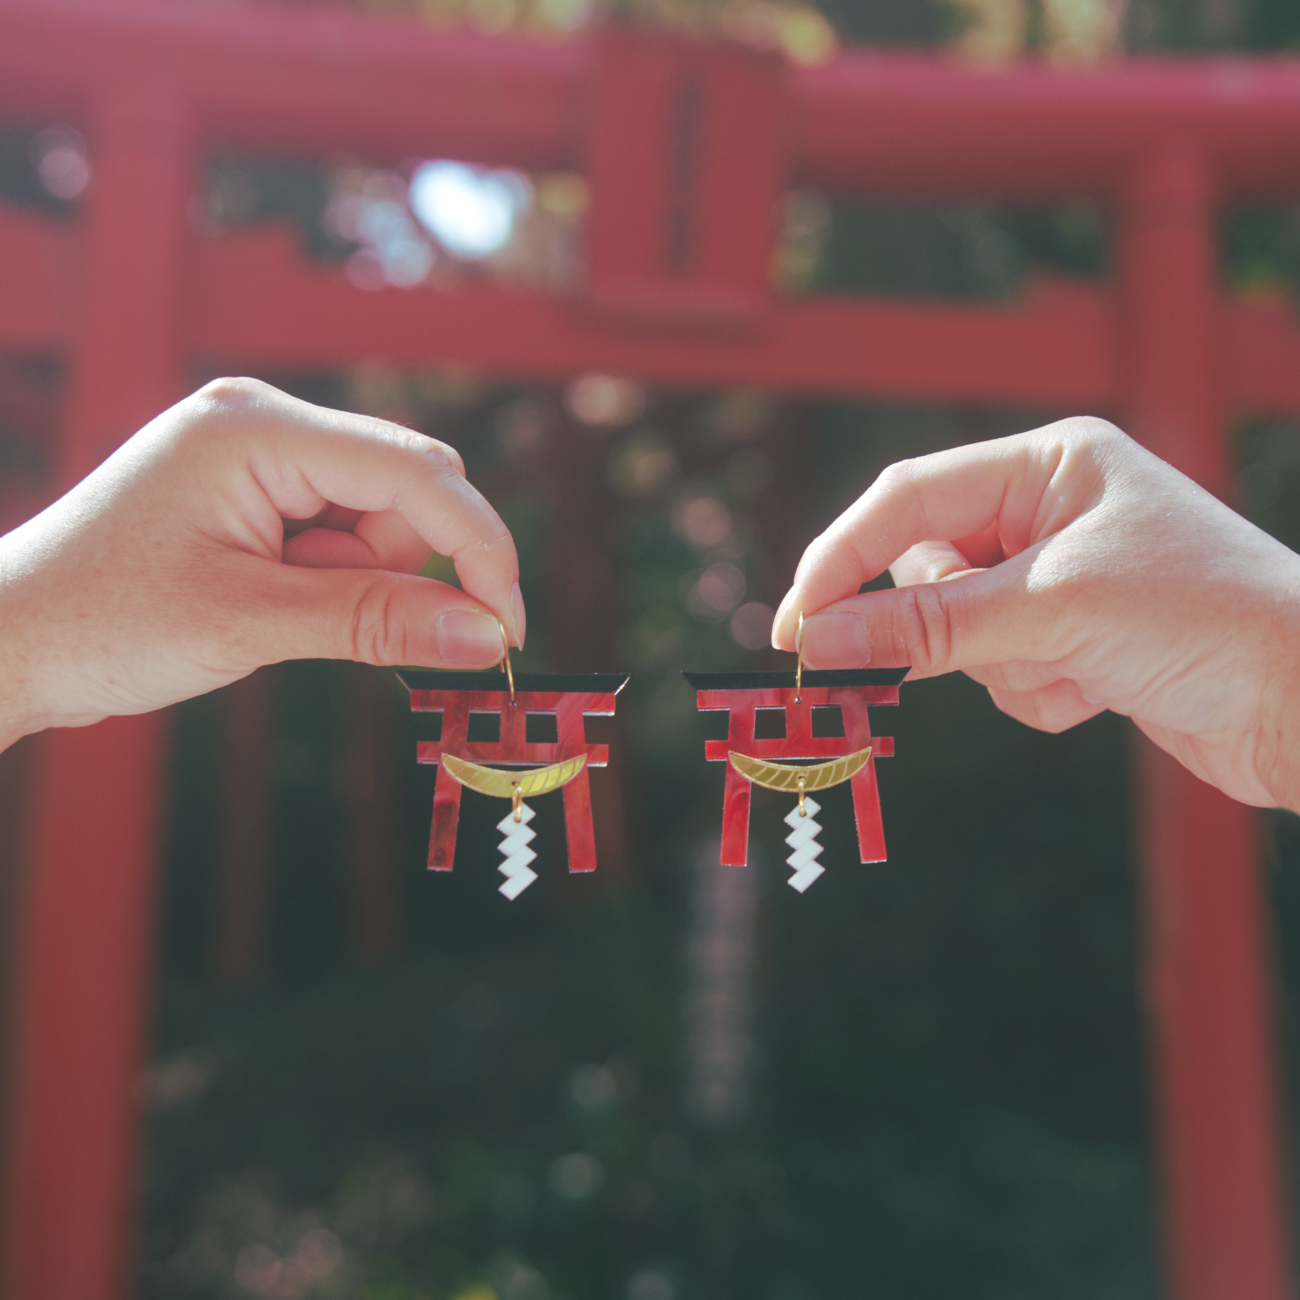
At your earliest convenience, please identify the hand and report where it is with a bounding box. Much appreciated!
[0,377,525,749]
[773,417,1300,811]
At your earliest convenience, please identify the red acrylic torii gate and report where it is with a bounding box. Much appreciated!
[396,669,630,873]
[2,2,1300,1297]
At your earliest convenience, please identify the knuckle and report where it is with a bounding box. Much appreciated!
[154,377,278,458]
[894,583,960,675]
[1059,413,1128,452]
[873,457,932,537]
[197,375,274,415]
[409,435,464,479]
[873,458,917,495]
[348,579,407,666]
[178,378,279,447]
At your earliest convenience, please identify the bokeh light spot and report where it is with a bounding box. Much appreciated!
[689,563,746,621]
[540,0,593,30]
[548,1152,606,1200]
[565,373,646,427]
[30,125,91,200]
[410,160,530,259]
[609,430,679,497]
[569,1062,618,1111]
[627,1269,675,1300]
[729,601,774,650]
[673,497,732,549]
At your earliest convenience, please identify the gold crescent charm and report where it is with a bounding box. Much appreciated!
[728,746,873,793]
[442,752,587,799]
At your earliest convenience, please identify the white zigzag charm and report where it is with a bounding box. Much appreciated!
[496,802,538,900]
[784,795,825,893]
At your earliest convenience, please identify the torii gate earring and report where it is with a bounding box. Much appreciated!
[685,613,908,891]
[399,623,629,899]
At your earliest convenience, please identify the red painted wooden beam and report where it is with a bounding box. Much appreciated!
[4,2,1300,200]
[0,0,585,169]
[791,53,1300,202]
[179,228,1300,415]
[5,209,1300,415]
[186,226,1117,405]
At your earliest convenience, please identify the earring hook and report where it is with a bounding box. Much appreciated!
[498,619,516,705]
[794,610,805,703]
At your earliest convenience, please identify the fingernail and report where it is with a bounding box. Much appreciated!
[801,612,871,669]
[510,582,526,650]
[436,610,504,667]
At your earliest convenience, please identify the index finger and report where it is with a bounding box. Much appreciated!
[771,421,1106,651]
[214,380,525,646]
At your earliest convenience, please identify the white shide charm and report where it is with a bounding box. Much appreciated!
[784,795,825,893]
[496,802,539,899]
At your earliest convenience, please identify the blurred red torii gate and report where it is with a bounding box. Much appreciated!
[2,1,1300,1296]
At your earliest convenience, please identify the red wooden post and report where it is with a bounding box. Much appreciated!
[2,80,193,1300]
[1118,149,1293,1300]
[585,31,782,331]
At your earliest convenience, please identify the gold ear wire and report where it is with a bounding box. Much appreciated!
[794,611,805,703]
[498,619,516,705]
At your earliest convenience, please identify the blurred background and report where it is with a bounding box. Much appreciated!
[3,0,1300,1297]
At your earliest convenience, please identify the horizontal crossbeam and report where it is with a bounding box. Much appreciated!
[5,3,1300,200]
[3,211,1300,414]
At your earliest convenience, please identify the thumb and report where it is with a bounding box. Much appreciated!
[238,562,509,671]
[796,550,1065,680]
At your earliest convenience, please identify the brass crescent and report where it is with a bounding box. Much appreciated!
[441,752,587,799]
[728,746,873,793]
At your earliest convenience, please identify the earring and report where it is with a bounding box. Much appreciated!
[400,622,629,899]
[686,614,907,891]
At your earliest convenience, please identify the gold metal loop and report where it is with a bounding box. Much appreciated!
[796,770,807,818]
[498,619,516,705]
[794,610,805,703]
[511,782,523,823]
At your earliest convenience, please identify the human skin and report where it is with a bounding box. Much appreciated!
[773,416,1300,813]
[0,377,524,753]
